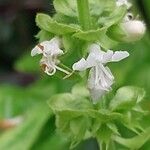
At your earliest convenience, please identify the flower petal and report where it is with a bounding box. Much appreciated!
[100,66,114,90]
[99,64,114,81]
[87,68,106,103]
[111,51,129,62]
[88,43,106,63]
[31,45,43,56]
[101,50,114,63]
[88,43,101,54]
[72,58,87,71]
[40,37,63,56]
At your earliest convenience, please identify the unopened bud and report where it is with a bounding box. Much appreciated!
[107,20,146,43]
[121,20,146,42]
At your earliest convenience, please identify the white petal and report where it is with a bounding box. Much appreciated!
[88,43,107,63]
[50,36,62,48]
[72,58,87,71]
[101,50,114,63]
[31,45,43,56]
[88,43,101,53]
[86,53,98,68]
[100,67,114,90]
[87,68,96,90]
[111,51,129,62]
[40,37,63,56]
[87,68,106,103]
[99,64,114,80]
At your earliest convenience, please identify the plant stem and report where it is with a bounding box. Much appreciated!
[99,142,107,150]
[76,0,91,30]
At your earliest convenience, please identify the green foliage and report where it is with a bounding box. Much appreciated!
[36,30,54,42]
[109,86,145,111]
[48,85,149,149]
[35,0,128,52]
[114,127,150,149]
[98,6,126,27]
[53,0,77,17]
[0,104,51,150]
[73,28,106,42]
[36,13,80,35]
[2,0,150,150]
[14,53,40,73]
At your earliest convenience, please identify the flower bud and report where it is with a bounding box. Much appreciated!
[121,20,146,42]
[107,20,146,43]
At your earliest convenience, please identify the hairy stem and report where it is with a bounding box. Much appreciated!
[76,0,91,30]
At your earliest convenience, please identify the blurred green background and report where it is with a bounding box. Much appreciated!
[0,0,150,150]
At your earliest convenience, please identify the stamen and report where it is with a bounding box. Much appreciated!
[55,65,70,75]
[45,67,56,76]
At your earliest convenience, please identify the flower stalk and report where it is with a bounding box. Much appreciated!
[76,0,91,30]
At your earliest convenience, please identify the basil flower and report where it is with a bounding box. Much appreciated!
[31,37,69,76]
[73,44,129,103]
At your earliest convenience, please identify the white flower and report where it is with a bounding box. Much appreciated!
[31,36,63,57]
[73,44,129,103]
[31,37,70,76]
[116,0,131,9]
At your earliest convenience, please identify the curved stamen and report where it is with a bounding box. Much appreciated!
[55,65,70,75]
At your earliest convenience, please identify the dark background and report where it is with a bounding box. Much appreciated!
[0,0,54,85]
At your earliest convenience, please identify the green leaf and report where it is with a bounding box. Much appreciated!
[14,53,40,73]
[71,84,89,98]
[53,0,77,17]
[114,127,150,149]
[73,28,118,49]
[89,0,116,16]
[48,93,93,131]
[109,86,145,111]
[0,85,48,119]
[0,103,51,150]
[89,109,123,123]
[107,123,120,135]
[98,6,126,27]
[36,13,79,35]
[53,0,116,18]
[53,13,78,24]
[106,24,127,42]
[69,116,91,149]
[73,28,106,42]
[97,34,118,49]
[36,30,54,42]
[121,111,144,134]
[48,93,93,149]
[48,93,92,115]
[96,124,112,143]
